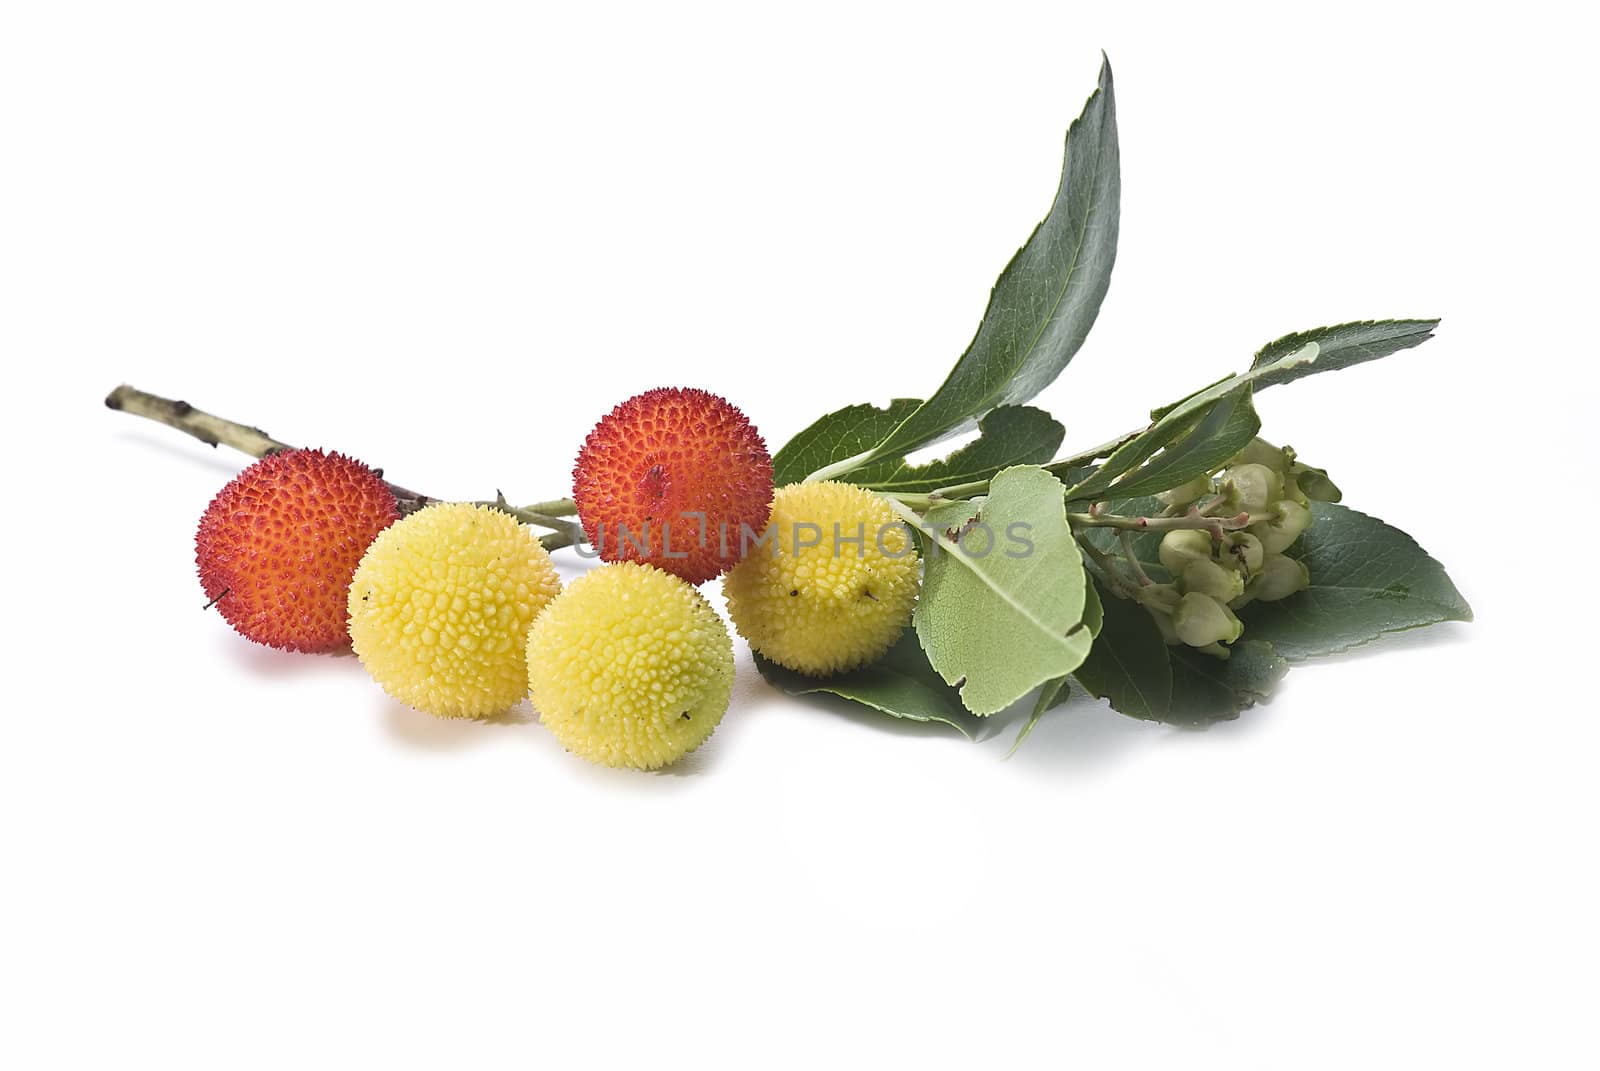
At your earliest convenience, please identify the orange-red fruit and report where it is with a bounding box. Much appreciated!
[196,449,399,652]
[572,387,774,584]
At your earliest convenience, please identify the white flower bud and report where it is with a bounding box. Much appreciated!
[1251,500,1312,554]
[1156,473,1214,509]
[1172,592,1244,648]
[1223,531,1264,573]
[1157,529,1213,576]
[1222,463,1283,516]
[1249,554,1311,602]
[1181,558,1246,602]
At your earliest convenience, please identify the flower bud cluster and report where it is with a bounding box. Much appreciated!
[1140,438,1334,658]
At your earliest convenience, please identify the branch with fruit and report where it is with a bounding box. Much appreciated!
[109,55,1470,767]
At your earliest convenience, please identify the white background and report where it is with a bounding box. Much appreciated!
[3,2,1596,1067]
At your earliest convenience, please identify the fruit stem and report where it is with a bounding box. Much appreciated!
[538,530,578,553]
[106,384,291,458]
[1075,535,1138,600]
[929,479,990,502]
[106,383,437,514]
[474,496,584,539]
[1066,508,1249,539]
[521,498,577,517]
[1119,531,1154,586]
[105,385,577,545]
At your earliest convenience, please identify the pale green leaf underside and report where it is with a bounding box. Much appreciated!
[915,465,1093,715]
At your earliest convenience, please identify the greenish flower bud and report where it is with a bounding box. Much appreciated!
[1181,557,1246,602]
[1133,582,1182,644]
[1147,605,1181,645]
[1222,531,1265,573]
[1172,592,1244,648]
[1251,499,1312,554]
[1156,473,1214,509]
[1135,581,1181,614]
[1230,437,1290,474]
[1289,462,1341,503]
[1222,463,1283,516]
[1157,529,1213,576]
[1280,473,1311,507]
[1250,553,1311,602]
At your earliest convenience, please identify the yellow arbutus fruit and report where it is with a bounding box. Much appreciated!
[722,481,919,676]
[527,562,733,770]
[348,503,561,718]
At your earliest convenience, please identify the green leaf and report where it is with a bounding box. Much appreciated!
[1070,578,1173,720]
[771,399,921,487]
[1251,319,1440,391]
[847,406,1064,494]
[1166,641,1289,725]
[814,56,1120,477]
[914,465,1093,715]
[1240,502,1472,660]
[1061,317,1438,503]
[1009,570,1104,755]
[1062,341,1319,502]
[1100,386,1259,499]
[1072,579,1288,725]
[1006,677,1070,758]
[1080,569,1105,637]
[752,632,982,738]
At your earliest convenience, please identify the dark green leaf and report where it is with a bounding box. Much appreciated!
[770,399,921,487]
[1149,373,1234,421]
[753,632,982,738]
[1251,319,1439,391]
[1071,578,1173,720]
[1166,641,1289,725]
[1070,572,1288,725]
[1062,341,1318,501]
[817,56,1120,475]
[1240,502,1472,660]
[1101,386,1259,499]
[847,406,1064,494]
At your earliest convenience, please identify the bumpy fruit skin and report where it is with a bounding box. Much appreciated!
[722,481,919,676]
[527,562,733,770]
[348,503,561,719]
[195,448,399,653]
[571,387,773,585]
